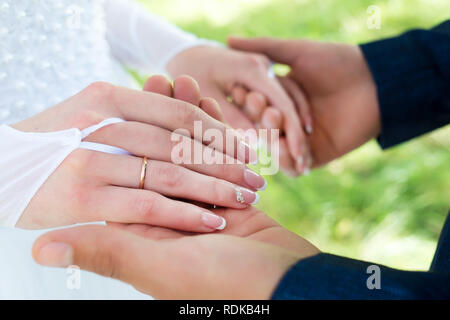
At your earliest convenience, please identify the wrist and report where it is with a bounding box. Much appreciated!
[258,251,307,300]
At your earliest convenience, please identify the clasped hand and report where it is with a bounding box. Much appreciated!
[32,36,382,299]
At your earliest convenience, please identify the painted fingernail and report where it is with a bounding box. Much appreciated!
[36,242,74,267]
[259,180,268,191]
[297,156,304,166]
[235,186,259,205]
[306,124,313,135]
[303,167,310,176]
[244,169,266,190]
[202,212,226,230]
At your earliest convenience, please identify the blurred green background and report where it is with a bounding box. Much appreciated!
[140,0,450,270]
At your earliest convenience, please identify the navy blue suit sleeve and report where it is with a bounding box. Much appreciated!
[271,21,450,299]
[360,20,450,149]
[271,253,450,300]
[271,212,449,299]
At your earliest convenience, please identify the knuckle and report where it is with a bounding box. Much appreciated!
[212,179,228,204]
[64,149,95,173]
[154,164,184,189]
[63,150,95,214]
[247,54,270,70]
[84,81,114,98]
[91,237,122,279]
[177,102,200,126]
[70,109,104,129]
[133,196,156,220]
[68,149,110,176]
[220,163,238,180]
[83,81,115,106]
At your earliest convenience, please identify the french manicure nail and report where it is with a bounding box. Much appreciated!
[235,186,259,205]
[37,242,74,267]
[252,193,260,205]
[259,180,268,191]
[306,124,313,135]
[202,212,226,230]
[304,167,310,176]
[244,168,266,190]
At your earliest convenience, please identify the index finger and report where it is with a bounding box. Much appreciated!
[227,36,304,65]
[105,84,254,163]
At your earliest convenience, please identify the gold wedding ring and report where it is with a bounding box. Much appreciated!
[139,156,148,189]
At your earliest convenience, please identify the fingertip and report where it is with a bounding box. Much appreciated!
[296,155,305,174]
[32,229,62,262]
[35,242,74,268]
[173,74,201,106]
[261,107,282,130]
[284,121,308,173]
[231,85,248,107]
[227,35,243,46]
[199,97,225,122]
[277,137,299,177]
[283,168,301,178]
[32,233,47,263]
[216,217,227,231]
[201,212,227,231]
[143,75,173,96]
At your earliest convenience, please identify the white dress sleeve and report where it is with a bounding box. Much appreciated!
[0,118,130,228]
[104,0,220,74]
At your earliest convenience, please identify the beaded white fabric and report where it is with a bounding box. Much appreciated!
[0,0,215,126]
[0,0,209,299]
[0,0,132,125]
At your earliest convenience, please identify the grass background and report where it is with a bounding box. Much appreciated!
[140,0,450,270]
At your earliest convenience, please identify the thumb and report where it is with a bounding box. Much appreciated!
[228,36,301,65]
[32,225,161,291]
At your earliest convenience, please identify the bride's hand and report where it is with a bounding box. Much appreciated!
[167,45,313,174]
[32,207,320,299]
[229,86,312,177]
[15,76,265,231]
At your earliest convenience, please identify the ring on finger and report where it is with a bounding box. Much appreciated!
[139,156,148,189]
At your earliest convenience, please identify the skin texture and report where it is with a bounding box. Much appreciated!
[167,45,313,174]
[14,76,261,230]
[32,76,320,300]
[228,37,381,168]
[31,39,383,299]
[33,197,319,299]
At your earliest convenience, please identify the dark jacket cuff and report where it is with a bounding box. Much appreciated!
[360,21,450,149]
[271,253,450,300]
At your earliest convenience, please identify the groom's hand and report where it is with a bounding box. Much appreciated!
[229,37,381,167]
[32,207,319,299]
